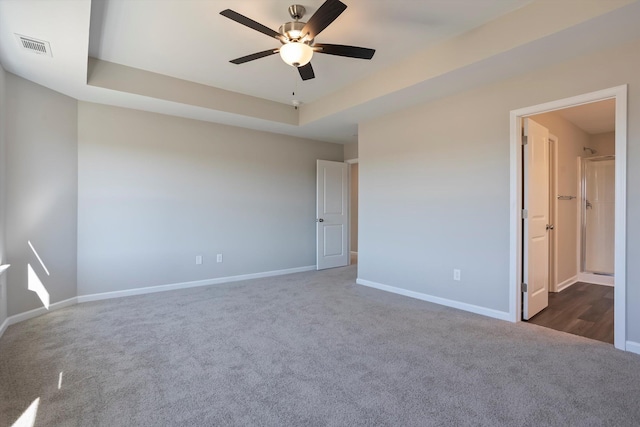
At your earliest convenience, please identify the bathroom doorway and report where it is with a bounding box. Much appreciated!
[348,160,358,265]
[512,87,626,349]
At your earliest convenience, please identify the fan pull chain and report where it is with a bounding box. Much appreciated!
[292,78,300,110]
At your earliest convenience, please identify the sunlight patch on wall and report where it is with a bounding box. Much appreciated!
[27,241,51,309]
[27,264,49,309]
[28,241,50,276]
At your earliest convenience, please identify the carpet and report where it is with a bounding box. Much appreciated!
[1,265,639,426]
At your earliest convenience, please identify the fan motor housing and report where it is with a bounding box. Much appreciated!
[279,21,313,44]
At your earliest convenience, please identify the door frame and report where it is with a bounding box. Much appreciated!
[509,85,627,350]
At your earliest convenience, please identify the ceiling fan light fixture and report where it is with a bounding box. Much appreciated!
[279,42,313,67]
[222,0,375,80]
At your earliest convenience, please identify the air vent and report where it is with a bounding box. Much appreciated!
[15,34,52,57]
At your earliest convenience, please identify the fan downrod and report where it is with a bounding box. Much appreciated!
[280,5,312,43]
[288,5,306,20]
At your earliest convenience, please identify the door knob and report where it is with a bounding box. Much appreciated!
[317,218,324,222]
[546,224,554,230]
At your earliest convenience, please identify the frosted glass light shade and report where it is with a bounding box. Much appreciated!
[279,42,313,67]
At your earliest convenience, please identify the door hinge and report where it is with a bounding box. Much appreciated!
[522,135,528,146]
[522,283,528,293]
[521,209,528,219]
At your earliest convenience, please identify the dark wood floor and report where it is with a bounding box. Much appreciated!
[527,282,614,344]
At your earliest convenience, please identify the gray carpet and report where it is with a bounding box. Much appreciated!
[1,265,640,426]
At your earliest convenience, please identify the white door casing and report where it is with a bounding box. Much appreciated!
[523,118,550,320]
[510,85,627,351]
[316,160,349,270]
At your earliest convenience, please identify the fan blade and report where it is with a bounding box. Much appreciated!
[298,63,315,81]
[301,0,347,41]
[314,44,375,60]
[230,49,278,65]
[220,9,284,42]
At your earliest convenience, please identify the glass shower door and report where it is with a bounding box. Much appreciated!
[582,157,615,275]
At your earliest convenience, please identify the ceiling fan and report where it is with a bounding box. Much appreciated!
[220,0,375,81]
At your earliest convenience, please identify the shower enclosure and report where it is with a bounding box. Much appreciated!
[581,156,615,276]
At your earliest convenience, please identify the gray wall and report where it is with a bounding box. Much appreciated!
[590,132,616,156]
[5,73,78,316]
[359,38,640,342]
[77,103,343,295]
[0,64,7,325]
[344,143,358,161]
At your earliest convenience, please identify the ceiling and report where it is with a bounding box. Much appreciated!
[555,99,616,135]
[89,0,530,105]
[1,0,639,144]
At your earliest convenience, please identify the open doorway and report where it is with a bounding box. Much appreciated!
[348,160,358,265]
[509,86,627,351]
[523,99,616,344]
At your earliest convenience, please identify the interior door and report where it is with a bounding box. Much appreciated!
[316,160,348,270]
[523,118,550,319]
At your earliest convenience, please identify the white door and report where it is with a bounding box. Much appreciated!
[316,160,349,270]
[523,118,550,320]
[548,137,557,291]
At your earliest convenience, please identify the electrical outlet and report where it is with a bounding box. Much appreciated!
[453,269,461,281]
[195,255,203,265]
[216,254,223,263]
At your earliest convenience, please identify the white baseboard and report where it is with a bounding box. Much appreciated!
[0,297,78,339]
[554,275,578,292]
[77,265,316,303]
[578,272,614,287]
[0,317,9,338]
[356,278,511,322]
[0,265,316,339]
[625,341,640,355]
